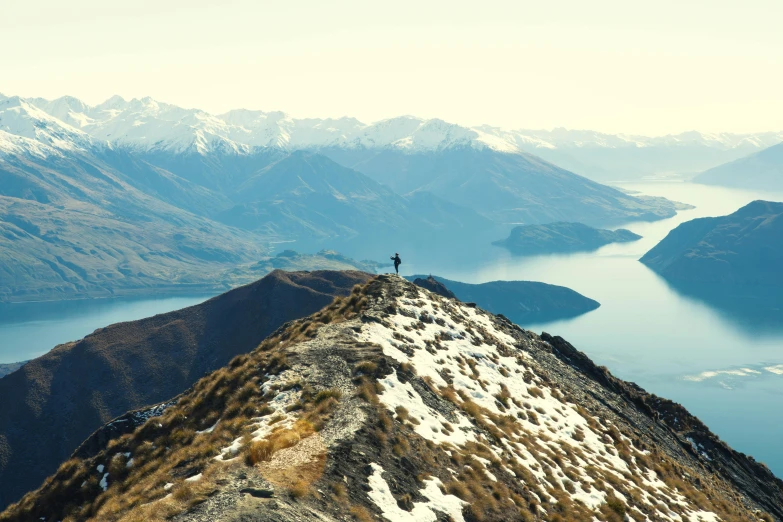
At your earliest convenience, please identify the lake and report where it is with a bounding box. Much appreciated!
[423,181,783,476]
[0,295,214,364]
[1,181,781,476]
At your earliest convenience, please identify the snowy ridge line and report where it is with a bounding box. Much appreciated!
[1,93,781,156]
[8,275,780,522]
[357,282,729,521]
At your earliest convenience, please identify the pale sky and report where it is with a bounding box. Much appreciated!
[2,0,781,135]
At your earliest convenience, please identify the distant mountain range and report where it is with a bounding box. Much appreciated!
[0,93,699,301]
[640,200,783,285]
[494,222,641,255]
[694,141,783,191]
[0,361,24,379]
[6,93,781,180]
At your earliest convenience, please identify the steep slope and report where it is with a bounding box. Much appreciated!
[640,200,783,285]
[3,276,779,522]
[133,147,285,194]
[0,150,270,302]
[0,270,372,509]
[494,222,641,255]
[328,147,688,226]
[694,142,783,191]
[407,274,600,324]
[215,151,494,243]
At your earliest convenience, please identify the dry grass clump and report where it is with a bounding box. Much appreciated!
[246,440,275,465]
[354,372,384,405]
[330,482,349,503]
[289,479,310,498]
[392,436,410,457]
[353,361,378,377]
[349,505,374,522]
[314,388,342,404]
[395,406,410,422]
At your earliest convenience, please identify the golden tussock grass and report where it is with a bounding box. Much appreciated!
[349,505,374,522]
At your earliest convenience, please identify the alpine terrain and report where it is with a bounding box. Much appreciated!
[0,270,372,509]
[2,276,780,522]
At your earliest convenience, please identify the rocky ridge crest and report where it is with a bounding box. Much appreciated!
[3,275,780,522]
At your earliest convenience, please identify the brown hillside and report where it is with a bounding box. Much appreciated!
[0,270,372,509]
[2,275,779,522]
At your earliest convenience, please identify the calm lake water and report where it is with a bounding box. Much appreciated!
[0,295,213,364]
[1,181,781,476]
[423,181,783,477]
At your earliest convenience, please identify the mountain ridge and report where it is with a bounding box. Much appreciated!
[640,200,783,285]
[0,270,373,509]
[694,142,783,191]
[4,93,780,161]
[1,275,780,521]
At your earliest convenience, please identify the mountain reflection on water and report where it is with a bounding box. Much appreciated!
[659,278,783,335]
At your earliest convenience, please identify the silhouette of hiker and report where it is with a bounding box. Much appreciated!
[390,253,401,274]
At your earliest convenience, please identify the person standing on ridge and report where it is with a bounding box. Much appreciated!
[390,253,401,274]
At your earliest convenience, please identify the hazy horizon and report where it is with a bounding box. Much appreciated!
[5,90,783,139]
[3,0,781,136]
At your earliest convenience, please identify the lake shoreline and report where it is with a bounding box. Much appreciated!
[0,282,230,306]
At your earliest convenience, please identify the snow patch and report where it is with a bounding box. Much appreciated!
[367,463,466,522]
[377,372,474,445]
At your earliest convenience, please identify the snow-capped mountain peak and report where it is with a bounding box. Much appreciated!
[2,93,780,159]
[0,96,94,152]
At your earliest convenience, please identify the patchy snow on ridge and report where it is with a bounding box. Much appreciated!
[367,463,466,522]
[358,284,722,521]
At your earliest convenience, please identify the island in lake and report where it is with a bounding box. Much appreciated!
[493,221,641,255]
[406,274,600,324]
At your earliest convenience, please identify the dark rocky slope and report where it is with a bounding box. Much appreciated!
[407,274,600,324]
[494,221,641,255]
[3,276,779,522]
[640,200,783,285]
[411,275,457,299]
[0,270,371,510]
